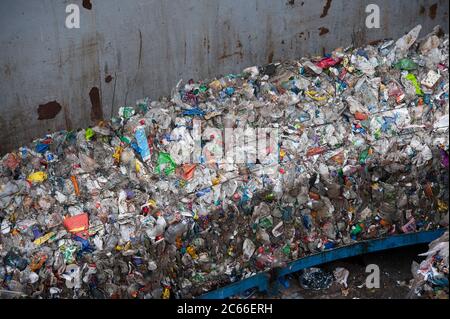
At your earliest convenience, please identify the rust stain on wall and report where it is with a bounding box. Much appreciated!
[320,0,332,18]
[319,27,329,36]
[268,51,274,63]
[219,39,243,60]
[419,5,426,15]
[219,51,242,60]
[89,87,103,122]
[83,0,92,10]
[63,105,73,130]
[429,3,438,19]
[368,39,384,45]
[203,36,211,54]
[37,101,62,120]
[138,29,143,69]
[3,64,12,77]
[351,28,367,49]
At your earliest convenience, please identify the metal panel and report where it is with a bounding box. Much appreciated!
[0,0,449,154]
[198,229,446,299]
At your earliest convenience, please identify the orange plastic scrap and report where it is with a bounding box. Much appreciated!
[354,111,369,121]
[30,254,48,272]
[330,152,344,165]
[182,164,196,180]
[308,192,321,200]
[380,219,391,228]
[175,237,183,249]
[424,182,434,198]
[63,213,89,239]
[306,146,327,157]
[3,153,21,170]
[70,175,80,196]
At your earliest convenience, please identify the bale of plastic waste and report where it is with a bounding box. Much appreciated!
[0,25,448,299]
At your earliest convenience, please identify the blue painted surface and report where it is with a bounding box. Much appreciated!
[198,229,446,299]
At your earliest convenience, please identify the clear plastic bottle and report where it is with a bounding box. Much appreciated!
[146,215,167,240]
[164,220,188,244]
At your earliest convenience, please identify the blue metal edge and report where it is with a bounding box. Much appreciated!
[197,229,447,299]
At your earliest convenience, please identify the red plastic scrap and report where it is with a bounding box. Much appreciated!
[315,57,342,69]
[182,164,196,180]
[63,213,90,239]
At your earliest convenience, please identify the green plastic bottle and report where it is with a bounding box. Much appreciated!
[85,128,95,141]
[259,216,273,229]
[155,152,177,175]
[265,193,275,202]
[282,244,291,256]
[338,168,345,185]
[405,73,423,96]
[351,224,363,236]
[394,59,418,71]
[359,148,370,164]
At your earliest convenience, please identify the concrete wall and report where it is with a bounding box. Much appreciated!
[0,0,448,154]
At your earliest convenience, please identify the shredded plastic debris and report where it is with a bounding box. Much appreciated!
[333,267,350,288]
[409,231,449,299]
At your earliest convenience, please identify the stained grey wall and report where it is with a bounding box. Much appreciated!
[0,0,448,154]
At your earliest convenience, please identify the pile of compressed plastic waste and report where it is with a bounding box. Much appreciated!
[0,25,448,299]
[409,231,448,299]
